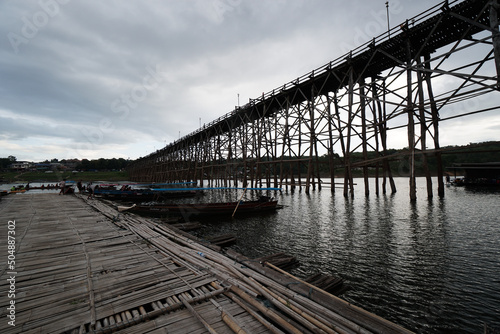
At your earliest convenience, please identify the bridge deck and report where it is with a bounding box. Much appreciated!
[0,193,411,333]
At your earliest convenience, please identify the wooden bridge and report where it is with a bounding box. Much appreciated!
[128,0,500,200]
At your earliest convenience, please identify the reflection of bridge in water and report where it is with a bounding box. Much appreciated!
[128,0,500,200]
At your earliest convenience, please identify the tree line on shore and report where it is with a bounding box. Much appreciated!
[1,141,499,175]
[0,157,130,171]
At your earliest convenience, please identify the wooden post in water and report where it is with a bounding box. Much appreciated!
[381,80,396,194]
[333,91,348,196]
[371,78,380,196]
[491,0,500,88]
[327,93,336,194]
[406,36,417,201]
[344,66,355,198]
[423,53,444,197]
[360,78,369,197]
[306,91,315,194]
[417,56,433,198]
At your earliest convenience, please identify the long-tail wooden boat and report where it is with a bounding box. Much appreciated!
[25,185,60,190]
[93,188,199,201]
[130,196,281,217]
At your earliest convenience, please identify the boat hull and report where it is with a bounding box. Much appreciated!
[132,199,280,217]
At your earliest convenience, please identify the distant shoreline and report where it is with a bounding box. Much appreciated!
[0,170,129,183]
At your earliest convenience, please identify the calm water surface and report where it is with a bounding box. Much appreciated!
[192,177,500,333]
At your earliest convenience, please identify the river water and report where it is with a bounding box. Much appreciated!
[192,177,500,334]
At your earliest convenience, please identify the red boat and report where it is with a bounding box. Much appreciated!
[129,196,281,217]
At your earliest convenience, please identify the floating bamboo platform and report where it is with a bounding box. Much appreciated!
[0,194,413,333]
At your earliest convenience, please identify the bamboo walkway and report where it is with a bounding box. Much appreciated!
[0,193,413,334]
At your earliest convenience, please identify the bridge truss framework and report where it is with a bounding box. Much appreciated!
[128,0,500,200]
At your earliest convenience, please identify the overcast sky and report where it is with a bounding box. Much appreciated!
[1,0,498,162]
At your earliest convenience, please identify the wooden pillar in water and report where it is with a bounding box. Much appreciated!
[273,114,279,188]
[327,93,336,194]
[382,80,397,194]
[241,124,248,188]
[333,91,349,197]
[406,36,417,201]
[305,92,314,194]
[416,56,433,198]
[370,78,380,196]
[423,54,445,197]
[279,99,290,191]
[250,120,257,189]
[233,129,238,188]
[256,118,263,188]
[313,99,321,191]
[360,78,369,197]
[297,103,303,192]
[344,66,355,198]
[491,0,500,88]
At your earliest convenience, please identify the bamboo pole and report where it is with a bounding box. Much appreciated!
[232,187,248,218]
[221,288,286,334]
[209,298,249,334]
[229,285,303,334]
[181,297,219,334]
[249,277,339,334]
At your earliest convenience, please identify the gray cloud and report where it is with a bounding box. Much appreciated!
[0,0,495,161]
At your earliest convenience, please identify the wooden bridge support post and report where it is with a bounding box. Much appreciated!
[491,0,500,88]
[256,117,263,188]
[344,67,355,198]
[305,93,314,194]
[333,91,349,197]
[297,104,303,192]
[406,39,417,202]
[370,78,381,196]
[417,56,433,198]
[241,124,248,188]
[225,132,231,188]
[233,129,238,188]
[382,80,397,194]
[360,79,369,197]
[273,114,279,189]
[424,53,445,197]
[280,98,291,192]
[326,93,335,194]
[250,120,257,189]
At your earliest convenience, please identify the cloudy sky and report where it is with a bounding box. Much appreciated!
[1,0,498,162]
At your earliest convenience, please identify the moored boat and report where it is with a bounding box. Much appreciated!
[131,196,281,217]
[93,188,200,201]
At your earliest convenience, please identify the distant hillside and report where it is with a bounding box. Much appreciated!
[322,141,500,177]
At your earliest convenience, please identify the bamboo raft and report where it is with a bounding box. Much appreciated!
[0,194,413,334]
